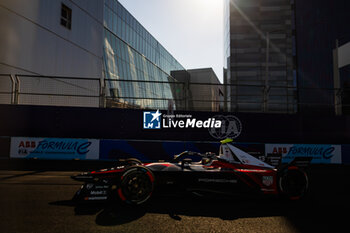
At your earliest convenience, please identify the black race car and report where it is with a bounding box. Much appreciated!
[71,139,311,205]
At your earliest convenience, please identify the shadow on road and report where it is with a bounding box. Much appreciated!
[49,165,350,233]
[0,170,44,181]
[50,193,349,233]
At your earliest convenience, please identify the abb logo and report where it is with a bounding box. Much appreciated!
[272,147,288,154]
[18,141,36,148]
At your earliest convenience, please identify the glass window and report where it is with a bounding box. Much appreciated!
[126,11,130,25]
[103,6,107,27]
[142,31,146,44]
[121,6,126,20]
[106,30,111,47]
[111,35,115,52]
[137,22,141,34]
[112,0,117,13]
[138,69,144,81]
[119,81,125,97]
[112,12,117,34]
[136,33,140,51]
[127,24,132,44]
[119,42,124,60]
[125,23,129,43]
[61,4,72,30]
[127,82,133,99]
[132,29,136,48]
[121,20,125,40]
[132,17,136,29]
[129,29,133,47]
[114,59,119,77]
[117,2,122,17]
[117,16,122,36]
[105,7,110,30]
[115,37,120,53]
[103,29,107,46]
[109,8,113,31]
[116,58,122,78]
[123,61,129,80]
[126,46,131,64]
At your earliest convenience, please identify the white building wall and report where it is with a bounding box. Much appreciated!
[338,41,350,69]
[0,0,103,77]
[0,0,104,107]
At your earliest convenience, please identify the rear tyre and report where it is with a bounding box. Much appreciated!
[278,167,309,200]
[125,158,142,166]
[117,166,154,205]
[117,158,142,166]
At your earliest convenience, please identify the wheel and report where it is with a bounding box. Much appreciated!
[117,158,142,166]
[117,166,154,205]
[278,166,309,200]
[125,158,142,166]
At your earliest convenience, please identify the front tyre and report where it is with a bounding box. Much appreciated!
[118,166,154,205]
[278,167,309,200]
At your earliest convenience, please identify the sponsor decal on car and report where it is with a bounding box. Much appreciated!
[90,190,107,195]
[198,178,237,184]
[86,183,94,190]
[262,176,273,186]
[85,196,108,201]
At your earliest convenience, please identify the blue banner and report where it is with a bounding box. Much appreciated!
[10,137,99,160]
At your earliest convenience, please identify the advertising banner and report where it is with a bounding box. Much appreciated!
[10,137,99,160]
[265,144,342,164]
[99,139,221,161]
[341,144,350,164]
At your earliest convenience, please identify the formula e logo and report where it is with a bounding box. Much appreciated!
[143,110,162,129]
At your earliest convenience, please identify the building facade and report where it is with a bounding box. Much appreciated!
[0,0,184,109]
[103,0,184,109]
[171,68,223,112]
[0,0,103,78]
[224,0,297,113]
[295,0,350,115]
[225,0,350,115]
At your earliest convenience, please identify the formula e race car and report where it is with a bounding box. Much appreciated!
[71,139,312,205]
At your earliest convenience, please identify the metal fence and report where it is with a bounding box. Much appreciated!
[0,74,349,114]
[0,75,102,107]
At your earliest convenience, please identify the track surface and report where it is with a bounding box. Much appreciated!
[0,170,348,233]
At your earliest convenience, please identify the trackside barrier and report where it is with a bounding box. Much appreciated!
[0,137,10,159]
[8,137,347,166]
[1,74,350,114]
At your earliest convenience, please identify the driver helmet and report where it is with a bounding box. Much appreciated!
[201,157,211,165]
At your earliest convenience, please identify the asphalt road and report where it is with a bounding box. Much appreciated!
[0,170,348,233]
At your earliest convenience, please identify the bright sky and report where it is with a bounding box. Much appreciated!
[118,0,224,83]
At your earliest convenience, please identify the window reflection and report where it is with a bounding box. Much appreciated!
[103,0,185,109]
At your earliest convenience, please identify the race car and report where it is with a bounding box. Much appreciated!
[71,139,311,205]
